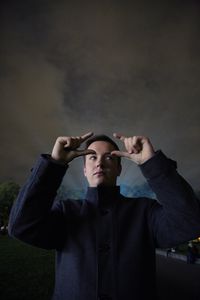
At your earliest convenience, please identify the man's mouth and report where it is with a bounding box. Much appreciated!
[93,171,105,176]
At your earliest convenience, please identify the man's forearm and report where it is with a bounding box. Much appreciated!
[140,151,200,248]
[8,154,67,248]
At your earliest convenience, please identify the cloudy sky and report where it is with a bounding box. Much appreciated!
[1,0,200,193]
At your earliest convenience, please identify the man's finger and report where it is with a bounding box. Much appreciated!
[81,132,94,142]
[113,133,126,141]
[75,149,95,157]
[111,150,131,159]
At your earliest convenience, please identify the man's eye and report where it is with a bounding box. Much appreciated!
[105,155,113,160]
[89,156,96,160]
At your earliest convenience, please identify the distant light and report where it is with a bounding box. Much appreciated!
[193,237,200,243]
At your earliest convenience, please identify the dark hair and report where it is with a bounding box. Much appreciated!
[84,134,121,164]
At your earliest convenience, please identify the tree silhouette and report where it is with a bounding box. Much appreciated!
[0,181,20,233]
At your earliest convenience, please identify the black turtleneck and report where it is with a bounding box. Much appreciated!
[86,186,121,208]
[85,186,120,300]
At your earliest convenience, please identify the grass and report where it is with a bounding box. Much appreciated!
[0,234,55,300]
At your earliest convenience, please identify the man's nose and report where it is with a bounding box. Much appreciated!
[96,157,104,167]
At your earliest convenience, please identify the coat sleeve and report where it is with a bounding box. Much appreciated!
[8,154,68,250]
[140,151,200,249]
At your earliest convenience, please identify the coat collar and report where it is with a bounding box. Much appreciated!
[86,186,120,208]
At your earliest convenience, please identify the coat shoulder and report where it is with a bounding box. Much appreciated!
[56,198,83,215]
[118,194,158,212]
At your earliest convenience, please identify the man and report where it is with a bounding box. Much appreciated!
[9,132,200,300]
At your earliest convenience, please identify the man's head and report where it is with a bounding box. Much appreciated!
[83,135,122,187]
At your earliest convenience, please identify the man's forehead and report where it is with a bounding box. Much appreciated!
[87,140,116,151]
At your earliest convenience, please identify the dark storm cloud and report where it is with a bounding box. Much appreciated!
[0,0,200,190]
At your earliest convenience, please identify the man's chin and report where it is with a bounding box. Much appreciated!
[88,177,116,187]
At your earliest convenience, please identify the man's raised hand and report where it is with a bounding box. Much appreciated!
[51,132,95,164]
[112,133,155,165]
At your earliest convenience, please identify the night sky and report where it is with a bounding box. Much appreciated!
[1,0,200,194]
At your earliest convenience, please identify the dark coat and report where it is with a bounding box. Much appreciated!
[8,151,200,300]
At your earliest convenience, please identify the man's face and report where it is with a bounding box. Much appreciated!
[84,141,121,187]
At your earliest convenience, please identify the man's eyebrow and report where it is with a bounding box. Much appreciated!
[103,152,116,156]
